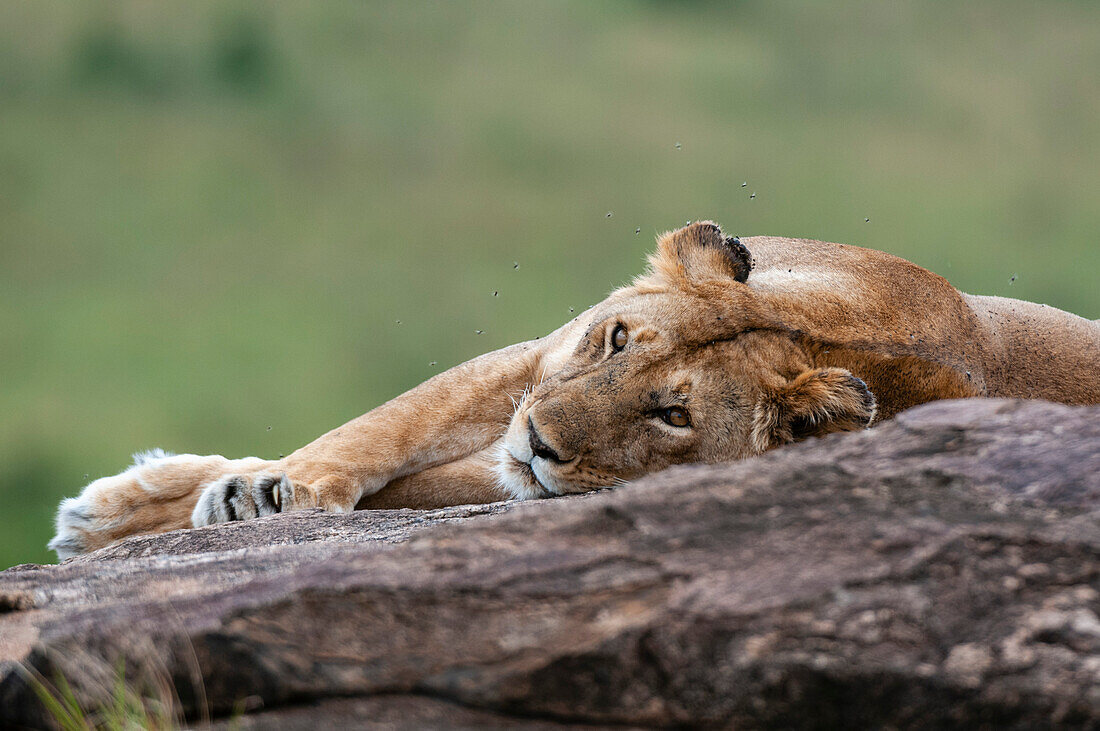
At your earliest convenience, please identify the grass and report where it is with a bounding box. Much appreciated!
[19,656,185,730]
[1,0,1098,567]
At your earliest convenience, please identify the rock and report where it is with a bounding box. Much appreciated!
[2,398,1100,728]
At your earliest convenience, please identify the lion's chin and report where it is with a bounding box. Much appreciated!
[493,445,550,501]
[493,439,603,500]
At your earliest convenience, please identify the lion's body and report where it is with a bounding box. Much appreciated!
[50,225,1100,558]
[743,236,1099,413]
[963,293,1100,403]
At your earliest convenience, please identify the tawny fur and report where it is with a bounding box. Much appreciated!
[50,222,1100,558]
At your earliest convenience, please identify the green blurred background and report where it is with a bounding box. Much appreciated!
[2,1,1098,568]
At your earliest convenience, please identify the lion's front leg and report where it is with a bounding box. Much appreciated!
[53,327,583,556]
[189,335,565,521]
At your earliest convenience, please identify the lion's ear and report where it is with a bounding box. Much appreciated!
[752,368,877,450]
[649,221,753,285]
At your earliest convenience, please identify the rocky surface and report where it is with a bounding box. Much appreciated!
[2,398,1100,729]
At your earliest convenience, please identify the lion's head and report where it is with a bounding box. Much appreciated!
[496,221,877,499]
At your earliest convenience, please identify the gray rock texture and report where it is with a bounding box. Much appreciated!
[2,398,1099,729]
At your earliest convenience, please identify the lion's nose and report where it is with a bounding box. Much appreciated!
[528,416,566,463]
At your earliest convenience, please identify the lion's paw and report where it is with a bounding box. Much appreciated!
[191,473,310,527]
[50,451,270,559]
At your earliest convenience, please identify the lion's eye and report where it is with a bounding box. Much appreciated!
[661,407,691,428]
[611,324,628,351]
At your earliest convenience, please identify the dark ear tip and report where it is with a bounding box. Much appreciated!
[666,222,753,283]
[723,235,754,283]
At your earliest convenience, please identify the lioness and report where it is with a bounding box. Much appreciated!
[50,222,1100,559]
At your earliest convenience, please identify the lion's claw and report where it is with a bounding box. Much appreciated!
[192,473,296,527]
